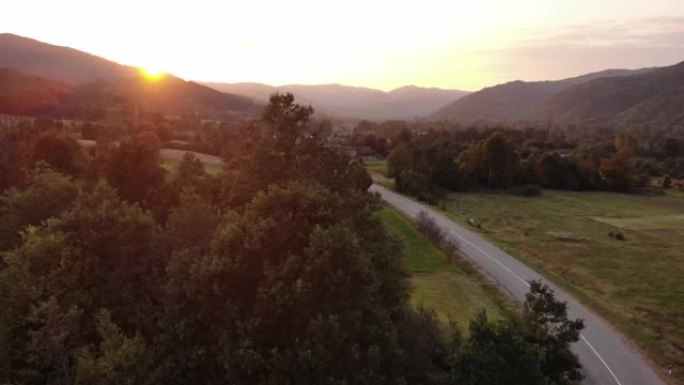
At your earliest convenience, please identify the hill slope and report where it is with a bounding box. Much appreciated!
[80,74,254,116]
[0,68,74,115]
[531,61,684,129]
[202,82,469,120]
[432,68,653,123]
[0,33,136,84]
[0,34,256,118]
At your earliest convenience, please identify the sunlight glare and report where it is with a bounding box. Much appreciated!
[140,66,166,80]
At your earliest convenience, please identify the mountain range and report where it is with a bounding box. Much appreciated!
[431,68,656,122]
[201,82,470,120]
[530,62,684,129]
[1,32,682,129]
[0,33,255,118]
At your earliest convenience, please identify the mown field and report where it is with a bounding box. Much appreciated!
[161,158,223,176]
[364,159,388,175]
[375,207,511,329]
[440,189,684,381]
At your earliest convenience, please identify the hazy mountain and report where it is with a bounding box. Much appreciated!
[531,61,684,129]
[56,74,256,118]
[202,82,469,120]
[0,33,137,84]
[431,68,654,123]
[0,34,256,117]
[0,68,73,115]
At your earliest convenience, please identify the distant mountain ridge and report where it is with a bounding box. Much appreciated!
[0,33,137,84]
[431,68,656,123]
[0,34,256,117]
[530,61,684,129]
[0,68,73,115]
[202,82,470,120]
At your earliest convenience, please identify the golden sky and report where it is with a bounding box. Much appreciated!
[3,0,684,90]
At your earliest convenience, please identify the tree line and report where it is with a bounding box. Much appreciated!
[1,94,583,384]
[380,125,683,201]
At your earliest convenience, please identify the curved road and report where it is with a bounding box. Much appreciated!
[371,184,666,385]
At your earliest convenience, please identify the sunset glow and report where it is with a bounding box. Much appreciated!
[3,0,684,90]
[140,66,166,80]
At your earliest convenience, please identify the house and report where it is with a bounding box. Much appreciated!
[555,149,574,158]
[673,179,684,189]
[357,146,379,160]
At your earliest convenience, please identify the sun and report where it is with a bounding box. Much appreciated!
[139,66,167,80]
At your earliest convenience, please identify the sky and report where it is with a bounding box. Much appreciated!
[2,0,684,91]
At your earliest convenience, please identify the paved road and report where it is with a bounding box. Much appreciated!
[371,184,666,385]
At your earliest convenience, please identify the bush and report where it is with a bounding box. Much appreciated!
[416,211,445,245]
[415,211,460,258]
[440,238,460,260]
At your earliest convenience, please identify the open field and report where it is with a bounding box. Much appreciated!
[363,159,388,175]
[161,158,223,176]
[439,189,684,381]
[375,207,510,329]
[364,159,395,189]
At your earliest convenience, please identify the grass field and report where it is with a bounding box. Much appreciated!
[363,159,388,175]
[375,207,511,329]
[364,159,395,189]
[439,189,684,381]
[161,158,223,177]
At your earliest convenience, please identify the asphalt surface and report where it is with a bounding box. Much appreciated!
[371,184,666,385]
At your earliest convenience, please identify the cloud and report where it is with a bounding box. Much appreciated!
[470,17,684,86]
[516,17,684,48]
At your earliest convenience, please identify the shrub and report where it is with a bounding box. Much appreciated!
[440,238,460,260]
[415,211,460,258]
[416,211,445,244]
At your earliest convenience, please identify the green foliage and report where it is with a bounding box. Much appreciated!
[30,133,85,177]
[0,94,593,384]
[105,131,165,203]
[387,143,413,178]
[451,312,546,385]
[0,166,79,250]
[161,181,410,383]
[479,132,519,188]
[166,188,219,253]
[449,281,583,385]
[600,150,636,192]
[76,310,153,385]
[222,93,372,208]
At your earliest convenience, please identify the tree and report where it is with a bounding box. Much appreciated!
[387,143,413,178]
[479,132,519,188]
[30,133,85,177]
[263,92,314,154]
[75,310,154,385]
[166,189,219,254]
[600,150,635,192]
[222,93,371,208]
[105,132,165,203]
[0,182,163,383]
[160,181,410,384]
[452,312,546,385]
[449,282,584,385]
[523,281,584,384]
[0,167,79,250]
